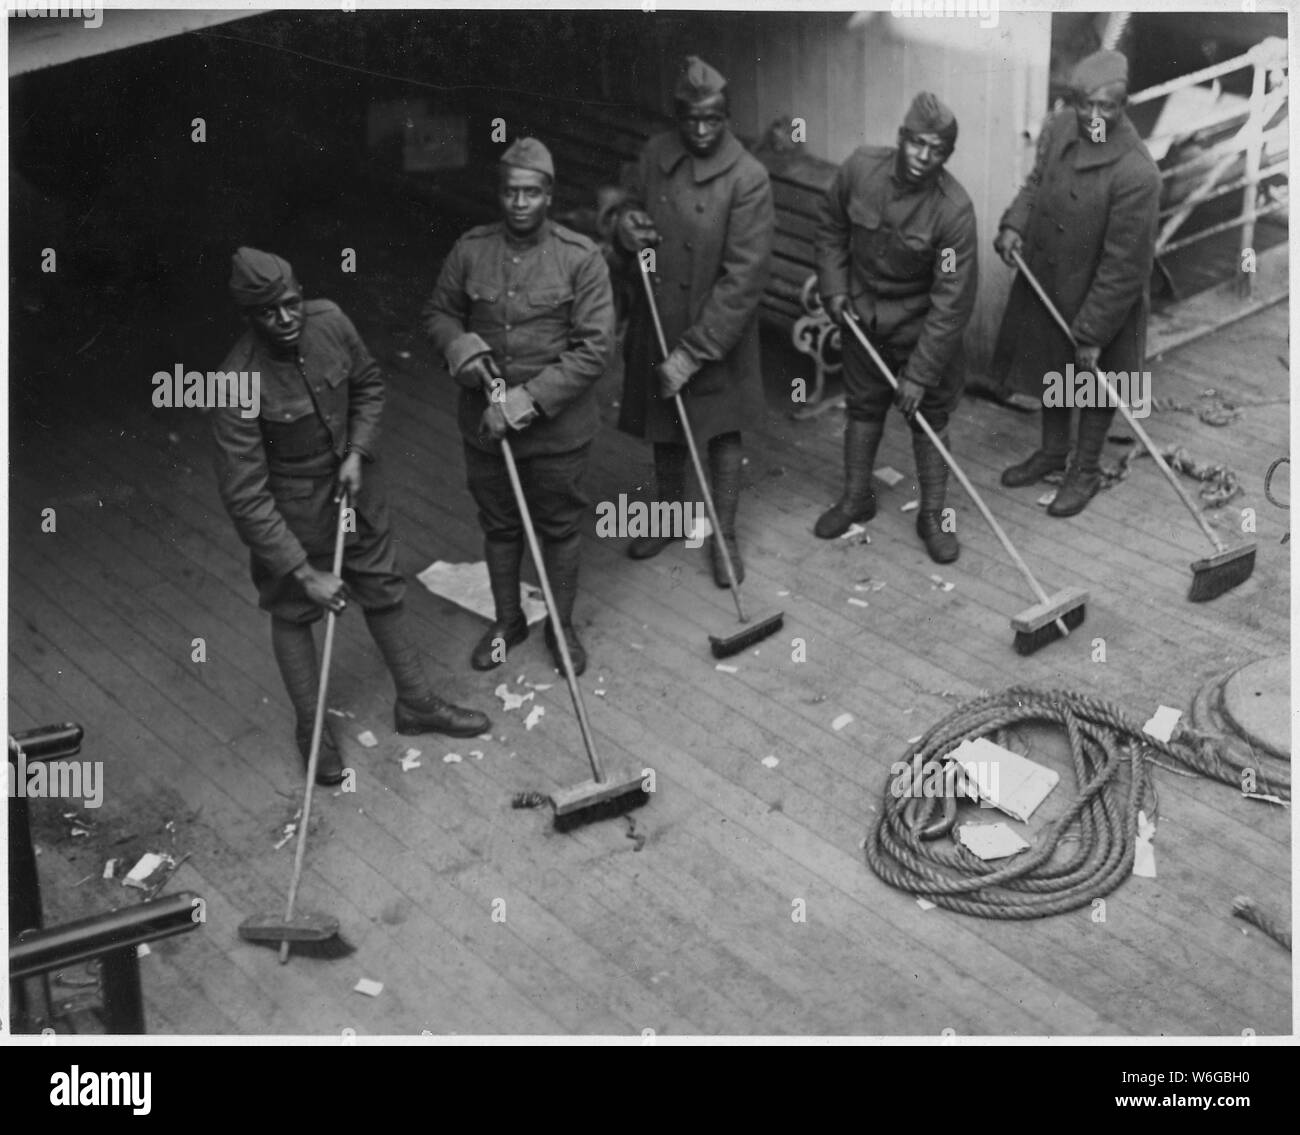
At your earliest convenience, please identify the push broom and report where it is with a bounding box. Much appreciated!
[637,254,785,658]
[494,412,648,831]
[842,313,1088,654]
[1012,249,1256,601]
[239,491,351,962]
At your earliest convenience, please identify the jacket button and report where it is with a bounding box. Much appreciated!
[695,204,704,213]
[660,195,667,202]
[507,288,516,297]
[684,241,693,250]
[504,323,512,331]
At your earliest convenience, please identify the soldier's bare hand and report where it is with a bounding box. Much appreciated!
[1075,343,1102,375]
[295,565,349,613]
[823,293,850,325]
[456,354,499,394]
[337,453,363,498]
[617,208,662,252]
[895,376,925,418]
[479,402,509,441]
[994,227,1023,268]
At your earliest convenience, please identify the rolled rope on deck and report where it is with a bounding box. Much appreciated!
[864,687,1289,920]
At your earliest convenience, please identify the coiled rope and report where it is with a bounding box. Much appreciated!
[865,687,1288,920]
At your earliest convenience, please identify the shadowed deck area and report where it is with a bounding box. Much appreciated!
[8,239,1290,1035]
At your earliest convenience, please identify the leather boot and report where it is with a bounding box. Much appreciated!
[366,604,492,737]
[1048,407,1112,517]
[913,429,959,564]
[470,538,529,670]
[1001,407,1070,486]
[814,418,883,538]
[707,431,744,588]
[271,617,343,786]
[628,443,686,560]
[542,533,586,676]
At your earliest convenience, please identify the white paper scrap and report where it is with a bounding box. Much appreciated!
[353,978,384,997]
[687,517,713,542]
[957,823,1030,861]
[1133,810,1158,878]
[357,731,378,748]
[916,898,936,911]
[469,750,484,760]
[524,705,545,731]
[831,713,854,732]
[715,663,739,673]
[102,859,117,880]
[524,682,553,692]
[847,597,870,608]
[839,523,867,540]
[1036,491,1056,507]
[875,465,904,487]
[900,499,920,513]
[400,749,422,772]
[1142,705,1182,744]
[494,683,535,712]
[415,560,548,625]
[442,752,462,764]
[761,755,780,769]
[593,689,607,697]
[136,943,151,958]
[945,737,1058,823]
[123,853,165,889]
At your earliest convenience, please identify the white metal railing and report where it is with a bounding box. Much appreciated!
[1130,35,1288,296]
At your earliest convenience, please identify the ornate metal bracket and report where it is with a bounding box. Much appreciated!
[790,274,843,419]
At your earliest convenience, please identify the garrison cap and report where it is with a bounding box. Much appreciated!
[673,55,727,102]
[229,246,296,307]
[500,137,555,180]
[902,91,958,147]
[1071,49,1129,96]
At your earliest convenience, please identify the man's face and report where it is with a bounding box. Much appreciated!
[500,167,551,237]
[246,285,304,352]
[1074,81,1127,140]
[676,93,728,158]
[897,129,951,185]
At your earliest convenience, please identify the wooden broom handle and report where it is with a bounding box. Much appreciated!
[636,254,749,621]
[1011,250,1226,552]
[280,489,349,963]
[842,313,1058,614]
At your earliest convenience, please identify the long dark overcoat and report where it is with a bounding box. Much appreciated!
[618,129,775,444]
[992,109,1161,396]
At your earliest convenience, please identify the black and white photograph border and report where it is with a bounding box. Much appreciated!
[4,1,1294,1042]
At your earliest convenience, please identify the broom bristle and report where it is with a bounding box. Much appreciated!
[1012,602,1086,656]
[553,788,649,832]
[1188,548,1256,602]
[709,612,785,659]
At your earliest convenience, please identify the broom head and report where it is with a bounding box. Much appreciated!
[1188,544,1256,602]
[552,771,649,832]
[239,911,341,943]
[1011,586,1088,656]
[709,611,785,659]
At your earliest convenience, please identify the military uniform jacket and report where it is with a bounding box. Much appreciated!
[211,300,384,580]
[816,146,978,392]
[618,129,775,444]
[993,109,1161,396]
[423,219,615,457]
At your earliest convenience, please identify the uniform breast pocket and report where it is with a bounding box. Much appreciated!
[525,288,574,329]
[321,362,349,389]
[466,279,502,329]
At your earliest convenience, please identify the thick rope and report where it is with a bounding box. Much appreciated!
[865,688,1289,920]
[1232,896,1292,952]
